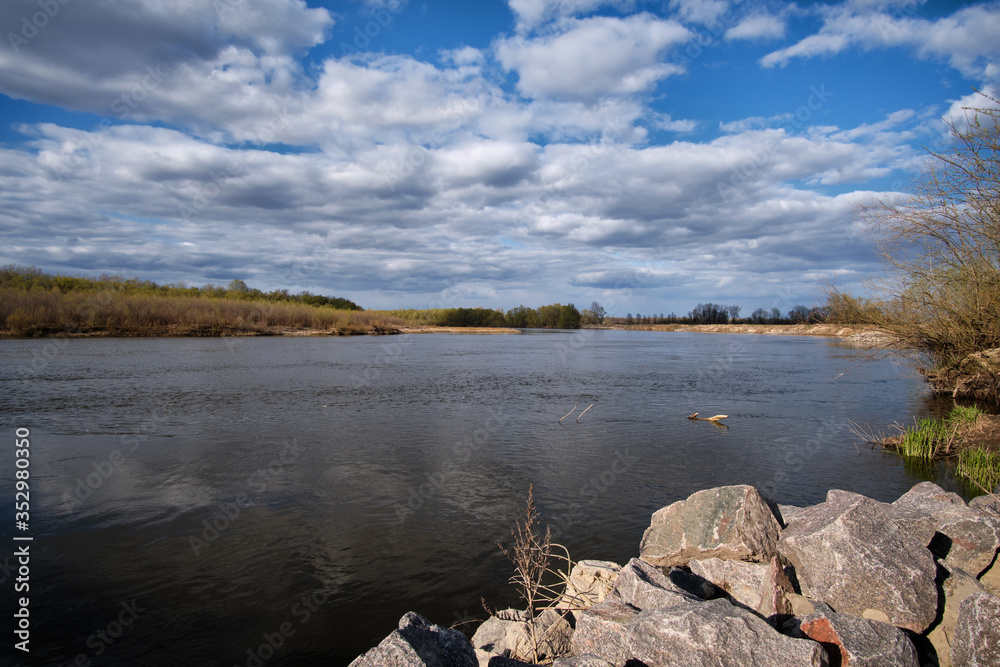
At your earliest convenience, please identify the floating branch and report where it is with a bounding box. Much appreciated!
[558,403,577,423]
[575,404,594,422]
[688,412,729,422]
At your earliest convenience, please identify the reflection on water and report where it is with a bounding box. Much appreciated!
[0,331,950,665]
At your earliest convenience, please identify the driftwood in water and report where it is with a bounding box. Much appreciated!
[688,412,729,422]
[576,404,594,422]
[559,403,578,423]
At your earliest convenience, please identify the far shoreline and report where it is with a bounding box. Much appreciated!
[0,323,866,339]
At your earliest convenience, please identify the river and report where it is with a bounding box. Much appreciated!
[0,330,953,665]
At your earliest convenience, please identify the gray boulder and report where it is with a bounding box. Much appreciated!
[777,504,807,527]
[969,494,1000,517]
[471,608,572,666]
[569,598,641,666]
[980,556,1000,596]
[350,611,478,667]
[608,558,701,610]
[795,607,919,666]
[486,658,537,667]
[626,598,827,666]
[777,489,938,633]
[890,482,1000,577]
[927,563,988,667]
[951,591,1000,667]
[551,657,613,667]
[572,595,826,666]
[556,560,621,611]
[640,485,782,567]
[688,556,794,620]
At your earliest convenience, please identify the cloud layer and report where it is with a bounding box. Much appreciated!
[1,0,998,313]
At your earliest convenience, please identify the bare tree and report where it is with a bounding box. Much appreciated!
[589,301,606,324]
[840,91,1000,396]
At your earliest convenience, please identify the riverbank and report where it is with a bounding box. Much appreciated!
[0,322,523,338]
[595,323,865,337]
[352,481,1000,667]
[2,321,868,339]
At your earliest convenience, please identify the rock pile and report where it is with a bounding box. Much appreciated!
[349,482,1000,667]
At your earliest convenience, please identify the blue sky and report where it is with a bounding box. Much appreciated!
[1,0,998,315]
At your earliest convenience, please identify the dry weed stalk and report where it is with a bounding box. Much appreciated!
[497,485,578,664]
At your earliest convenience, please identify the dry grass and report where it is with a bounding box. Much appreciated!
[495,486,577,664]
[0,288,406,337]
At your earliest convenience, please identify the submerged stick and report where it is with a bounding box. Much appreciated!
[576,404,594,422]
[559,403,577,423]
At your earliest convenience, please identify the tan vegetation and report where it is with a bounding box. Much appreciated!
[494,486,578,664]
[606,323,863,337]
[826,92,1000,398]
[0,288,405,337]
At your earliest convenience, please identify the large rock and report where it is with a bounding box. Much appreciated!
[927,563,988,667]
[688,556,794,620]
[569,598,641,666]
[777,489,938,633]
[795,607,919,666]
[981,557,1000,596]
[551,656,613,667]
[640,485,782,567]
[486,658,537,667]
[626,598,827,667]
[777,504,807,527]
[571,595,826,666]
[890,482,1000,577]
[350,612,478,667]
[556,560,621,611]
[471,609,572,666]
[608,558,702,610]
[951,591,1000,666]
[970,494,1000,518]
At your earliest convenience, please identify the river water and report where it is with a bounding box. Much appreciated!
[0,330,956,665]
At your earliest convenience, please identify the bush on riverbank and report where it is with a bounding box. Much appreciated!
[0,288,402,336]
[826,93,1000,400]
[0,265,406,336]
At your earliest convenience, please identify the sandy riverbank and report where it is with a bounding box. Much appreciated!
[596,323,865,337]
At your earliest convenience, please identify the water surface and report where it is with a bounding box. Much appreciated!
[0,331,946,665]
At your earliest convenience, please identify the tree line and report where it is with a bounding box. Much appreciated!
[598,302,829,326]
[391,303,583,329]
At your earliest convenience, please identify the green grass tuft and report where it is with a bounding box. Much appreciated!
[957,448,1000,494]
[897,417,949,460]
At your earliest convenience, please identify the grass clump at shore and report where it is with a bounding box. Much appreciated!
[865,404,1000,495]
[958,448,1000,495]
[893,405,985,460]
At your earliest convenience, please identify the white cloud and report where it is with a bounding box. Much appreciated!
[0,0,972,312]
[667,0,730,26]
[506,0,635,31]
[761,1,1000,80]
[725,13,786,41]
[495,14,691,102]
